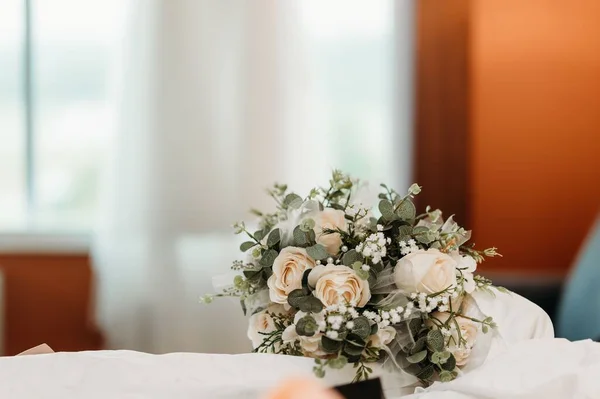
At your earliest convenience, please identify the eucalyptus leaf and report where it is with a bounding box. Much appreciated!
[267,228,281,248]
[299,218,316,232]
[262,267,272,280]
[343,335,366,357]
[439,370,457,383]
[328,355,348,369]
[441,354,457,371]
[412,226,429,235]
[283,193,303,209]
[293,226,309,247]
[306,244,329,260]
[260,249,278,267]
[240,241,256,252]
[301,269,312,290]
[415,364,435,380]
[406,350,428,364]
[321,336,343,353]
[396,200,416,220]
[342,249,362,266]
[356,269,369,280]
[379,200,397,221]
[296,315,318,337]
[370,323,379,335]
[298,296,324,313]
[243,270,261,279]
[351,316,371,340]
[431,351,450,365]
[253,229,267,242]
[427,329,445,352]
[410,336,427,355]
[397,225,413,237]
[287,289,306,308]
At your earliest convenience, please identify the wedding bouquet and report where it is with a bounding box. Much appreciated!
[202,171,503,384]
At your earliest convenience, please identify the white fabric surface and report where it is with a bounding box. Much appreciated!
[0,289,564,398]
[1,339,599,399]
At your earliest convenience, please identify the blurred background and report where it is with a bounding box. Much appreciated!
[0,0,598,355]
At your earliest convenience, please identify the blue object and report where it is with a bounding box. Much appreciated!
[557,216,600,340]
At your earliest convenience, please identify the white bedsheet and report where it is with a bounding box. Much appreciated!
[0,290,580,399]
[1,339,599,399]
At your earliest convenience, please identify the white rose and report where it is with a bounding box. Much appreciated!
[267,247,316,306]
[429,312,479,367]
[247,304,287,349]
[369,326,396,348]
[308,265,371,307]
[313,208,347,255]
[394,248,458,295]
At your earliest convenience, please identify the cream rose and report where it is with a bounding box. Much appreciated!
[267,247,316,306]
[369,326,396,348]
[428,312,478,367]
[394,248,458,295]
[308,265,371,307]
[247,304,287,349]
[313,208,347,256]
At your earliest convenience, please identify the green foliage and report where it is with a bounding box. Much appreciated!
[298,296,324,313]
[253,229,268,242]
[283,193,303,209]
[370,323,378,335]
[287,289,324,313]
[240,241,256,252]
[427,329,445,352]
[415,364,435,380]
[328,355,348,370]
[299,218,315,232]
[321,336,343,353]
[306,244,329,260]
[439,370,458,382]
[430,351,451,365]
[351,316,371,340]
[342,249,362,266]
[267,228,281,248]
[406,350,428,364]
[343,334,367,357]
[379,200,397,221]
[293,226,315,247]
[440,354,457,371]
[296,315,318,337]
[396,199,416,220]
[260,249,278,267]
[410,336,427,355]
[287,289,307,308]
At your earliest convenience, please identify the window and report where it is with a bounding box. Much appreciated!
[0,0,122,232]
[298,0,410,189]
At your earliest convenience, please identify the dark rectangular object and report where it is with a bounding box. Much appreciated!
[333,378,386,399]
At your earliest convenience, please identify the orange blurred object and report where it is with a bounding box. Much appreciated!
[265,378,343,399]
[470,0,600,274]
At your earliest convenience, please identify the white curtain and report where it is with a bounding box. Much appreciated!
[93,0,413,354]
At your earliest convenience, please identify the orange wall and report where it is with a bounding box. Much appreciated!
[470,0,600,273]
[0,254,102,355]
